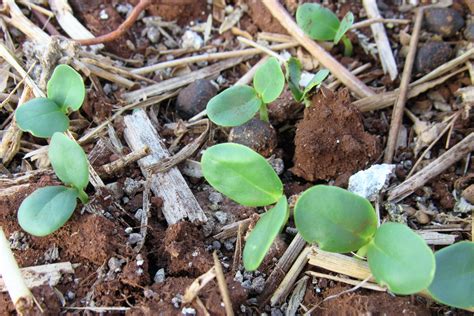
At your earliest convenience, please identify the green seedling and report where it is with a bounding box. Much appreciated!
[18,132,89,236]
[201,143,435,296]
[428,241,474,309]
[286,57,330,106]
[15,64,85,138]
[296,3,354,56]
[207,57,284,126]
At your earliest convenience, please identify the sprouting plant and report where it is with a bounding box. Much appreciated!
[427,241,474,309]
[18,132,89,236]
[285,57,329,106]
[15,64,86,138]
[296,3,354,57]
[201,143,437,296]
[14,64,89,236]
[207,57,285,127]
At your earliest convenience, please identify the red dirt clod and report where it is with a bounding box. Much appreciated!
[291,88,380,181]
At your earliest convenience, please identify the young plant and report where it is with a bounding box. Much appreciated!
[18,132,89,236]
[15,64,85,138]
[285,57,329,106]
[296,3,354,56]
[201,143,436,296]
[207,57,285,127]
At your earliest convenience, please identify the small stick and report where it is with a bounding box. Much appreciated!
[102,146,150,175]
[270,246,311,306]
[232,224,243,272]
[262,0,375,98]
[30,9,60,36]
[351,17,411,29]
[213,252,234,316]
[132,42,297,75]
[363,0,398,81]
[306,271,385,291]
[384,8,424,163]
[0,228,35,314]
[76,0,151,45]
[237,36,286,62]
[18,0,54,17]
[183,267,216,303]
[388,133,474,202]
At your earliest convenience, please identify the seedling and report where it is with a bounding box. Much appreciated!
[207,57,285,127]
[428,241,474,309]
[296,3,354,56]
[18,132,89,236]
[15,64,85,138]
[285,57,329,106]
[201,143,435,296]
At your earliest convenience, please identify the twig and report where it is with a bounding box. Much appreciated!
[237,36,285,62]
[102,146,150,175]
[362,0,398,81]
[30,9,60,36]
[183,267,216,303]
[306,271,385,291]
[270,246,311,306]
[351,17,411,29]
[76,0,152,45]
[232,224,243,272]
[213,252,234,316]
[262,0,375,98]
[384,8,424,163]
[3,0,51,43]
[132,42,297,75]
[0,227,35,314]
[388,133,474,202]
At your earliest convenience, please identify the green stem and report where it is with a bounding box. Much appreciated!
[342,36,353,57]
[259,103,269,123]
[77,188,89,204]
[356,244,369,258]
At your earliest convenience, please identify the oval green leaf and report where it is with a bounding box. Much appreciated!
[294,185,377,252]
[49,132,89,190]
[201,143,283,206]
[302,68,330,98]
[18,186,78,236]
[367,222,435,295]
[296,3,340,41]
[253,57,285,103]
[285,57,303,102]
[428,241,474,308]
[243,195,289,271]
[334,12,354,44]
[207,85,261,127]
[47,64,85,112]
[15,97,69,138]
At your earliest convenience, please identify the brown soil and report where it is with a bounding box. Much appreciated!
[305,285,431,315]
[291,88,381,182]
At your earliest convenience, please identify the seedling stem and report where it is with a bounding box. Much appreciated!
[342,36,353,57]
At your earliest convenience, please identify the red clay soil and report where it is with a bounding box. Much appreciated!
[292,88,381,181]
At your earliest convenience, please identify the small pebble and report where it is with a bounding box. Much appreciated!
[271,308,284,316]
[464,22,474,42]
[181,30,203,50]
[182,307,196,315]
[125,227,133,234]
[176,79,217,119]
[241,280,252,289]
[214,211,228,225]
[224,240,234,251]
[99,9,109,20]
[415,42,453,75]
[424,8,464,37]
[108,257,124,272]
[462,184,474,204]
[128,233,142,245]
[268,156,285,175]
[134,209,143,221]
[251,276,266,294]
[147,27,161,43]
[228,118,278,157]
[154,268,166,283]
[208,191,224,204]
[212,240,221,250]
[124,178,142,197]
[415,210,431,224]
[105,182,123,200]
[234,270,244,283]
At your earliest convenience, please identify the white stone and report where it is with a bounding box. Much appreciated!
[181,30,203,50]
[348,164,395,201]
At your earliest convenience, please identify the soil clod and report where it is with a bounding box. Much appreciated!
[415,42,454,75]
[228,118,278,157]
[292,88,380,181]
